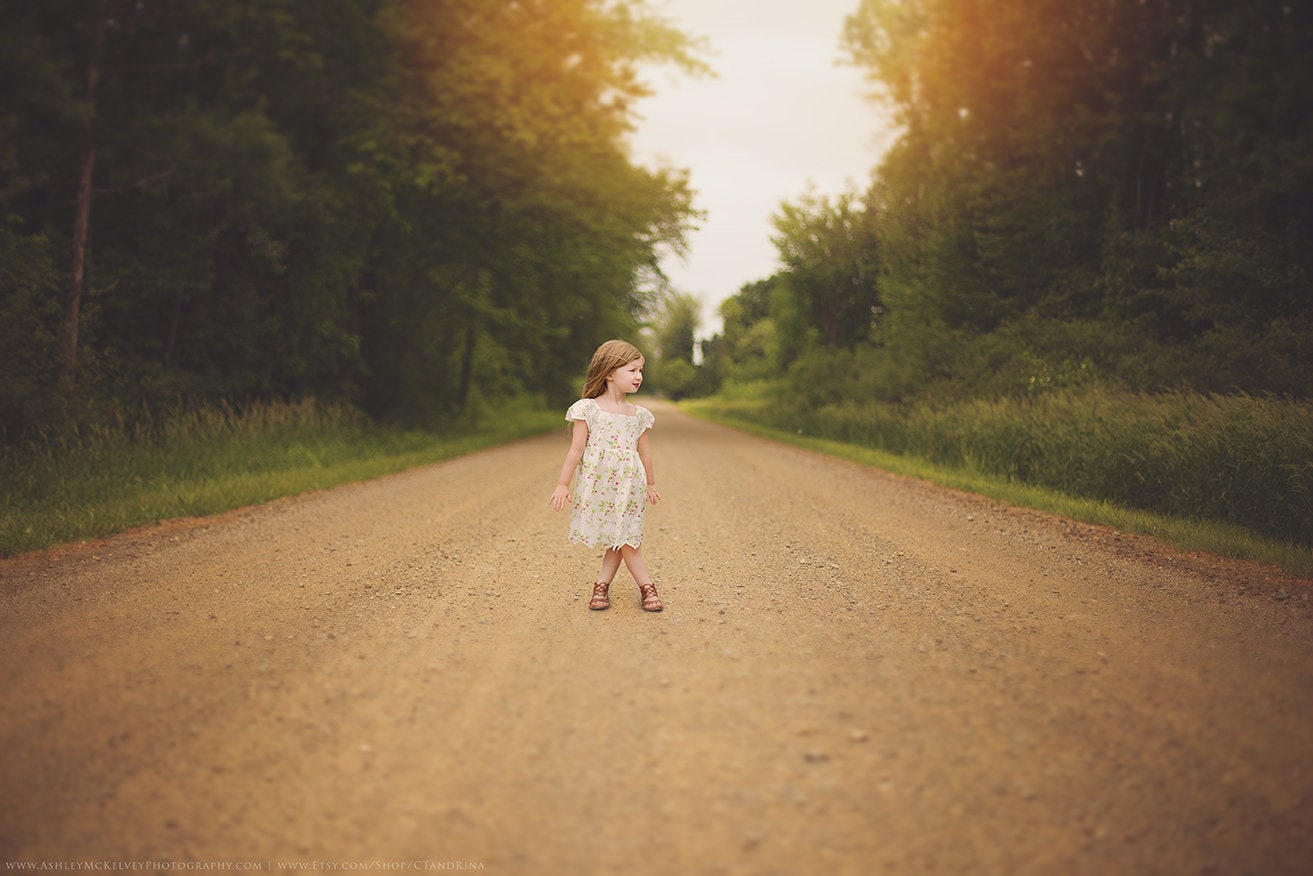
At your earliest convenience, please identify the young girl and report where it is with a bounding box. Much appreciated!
[548,339,664,612]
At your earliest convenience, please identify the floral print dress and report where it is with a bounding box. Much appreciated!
[565,397,655,550]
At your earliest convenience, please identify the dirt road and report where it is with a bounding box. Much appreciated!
[2,402,1310,874]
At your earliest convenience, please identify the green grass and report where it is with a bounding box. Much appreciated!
[683,394,1313,579]
[0,399,559,557]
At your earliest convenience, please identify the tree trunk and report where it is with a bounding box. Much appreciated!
[62,0,106,391]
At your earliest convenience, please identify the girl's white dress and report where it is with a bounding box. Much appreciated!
[565,397,654,550]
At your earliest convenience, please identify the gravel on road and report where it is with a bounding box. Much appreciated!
[2,402,1310,874]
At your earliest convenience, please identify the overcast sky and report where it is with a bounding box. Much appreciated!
[629,0,894,335]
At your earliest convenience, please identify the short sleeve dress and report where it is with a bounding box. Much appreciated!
[565,397,655,550]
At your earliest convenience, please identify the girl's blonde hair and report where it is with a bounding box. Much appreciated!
[581,338,643,399]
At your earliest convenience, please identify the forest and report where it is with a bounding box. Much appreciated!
[1,0,703,435]
[3,0,1311,554]
[663,0,1312,549]
[684,0,1312,402]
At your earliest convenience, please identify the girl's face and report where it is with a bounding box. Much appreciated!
[607,357,644,395]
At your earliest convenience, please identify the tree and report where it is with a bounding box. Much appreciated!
[652,292,699,364]
[365,0,704,417]
[649,292,700,398]
[770,189,882,349]
[841,0,1313,395]
[0,0,707,433]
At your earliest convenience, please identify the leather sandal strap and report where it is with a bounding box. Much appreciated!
[639,582,662,610]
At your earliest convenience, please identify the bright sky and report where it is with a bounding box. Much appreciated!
[629,0,893,336]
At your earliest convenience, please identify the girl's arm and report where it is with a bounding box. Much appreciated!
[548,420,589,510]
[636,430,661,504]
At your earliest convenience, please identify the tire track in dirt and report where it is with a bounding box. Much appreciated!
[2,402,1310,873]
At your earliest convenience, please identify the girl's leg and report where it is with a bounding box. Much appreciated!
[617,544,650,582]
[598,548,623,583]
[590,548,623,610]
[619,545,662,611]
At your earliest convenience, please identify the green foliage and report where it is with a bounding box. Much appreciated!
[0,225,64,435]
[651,293,699,365]
[0,397,559,557]
[685,395,1313,577]
[645,292,700,397]
[651,357,696,400]
[708,280,775,385]
[770,188,882,349]
[0,0,705,437]
[832,0,1313,392]
[699,385,1313,550]
[689,0,1310,410]
[363,0,704,420]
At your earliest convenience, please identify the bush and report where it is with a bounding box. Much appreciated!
[714,384,1313,548]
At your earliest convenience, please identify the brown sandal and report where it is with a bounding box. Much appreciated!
[589,581,611,611]
[639,582,663,612]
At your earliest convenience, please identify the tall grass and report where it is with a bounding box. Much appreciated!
[0,398,559,557]
[689,385,1313,573]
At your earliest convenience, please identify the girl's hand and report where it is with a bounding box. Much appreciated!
[646,485,662,505]
[549,483,571,511]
